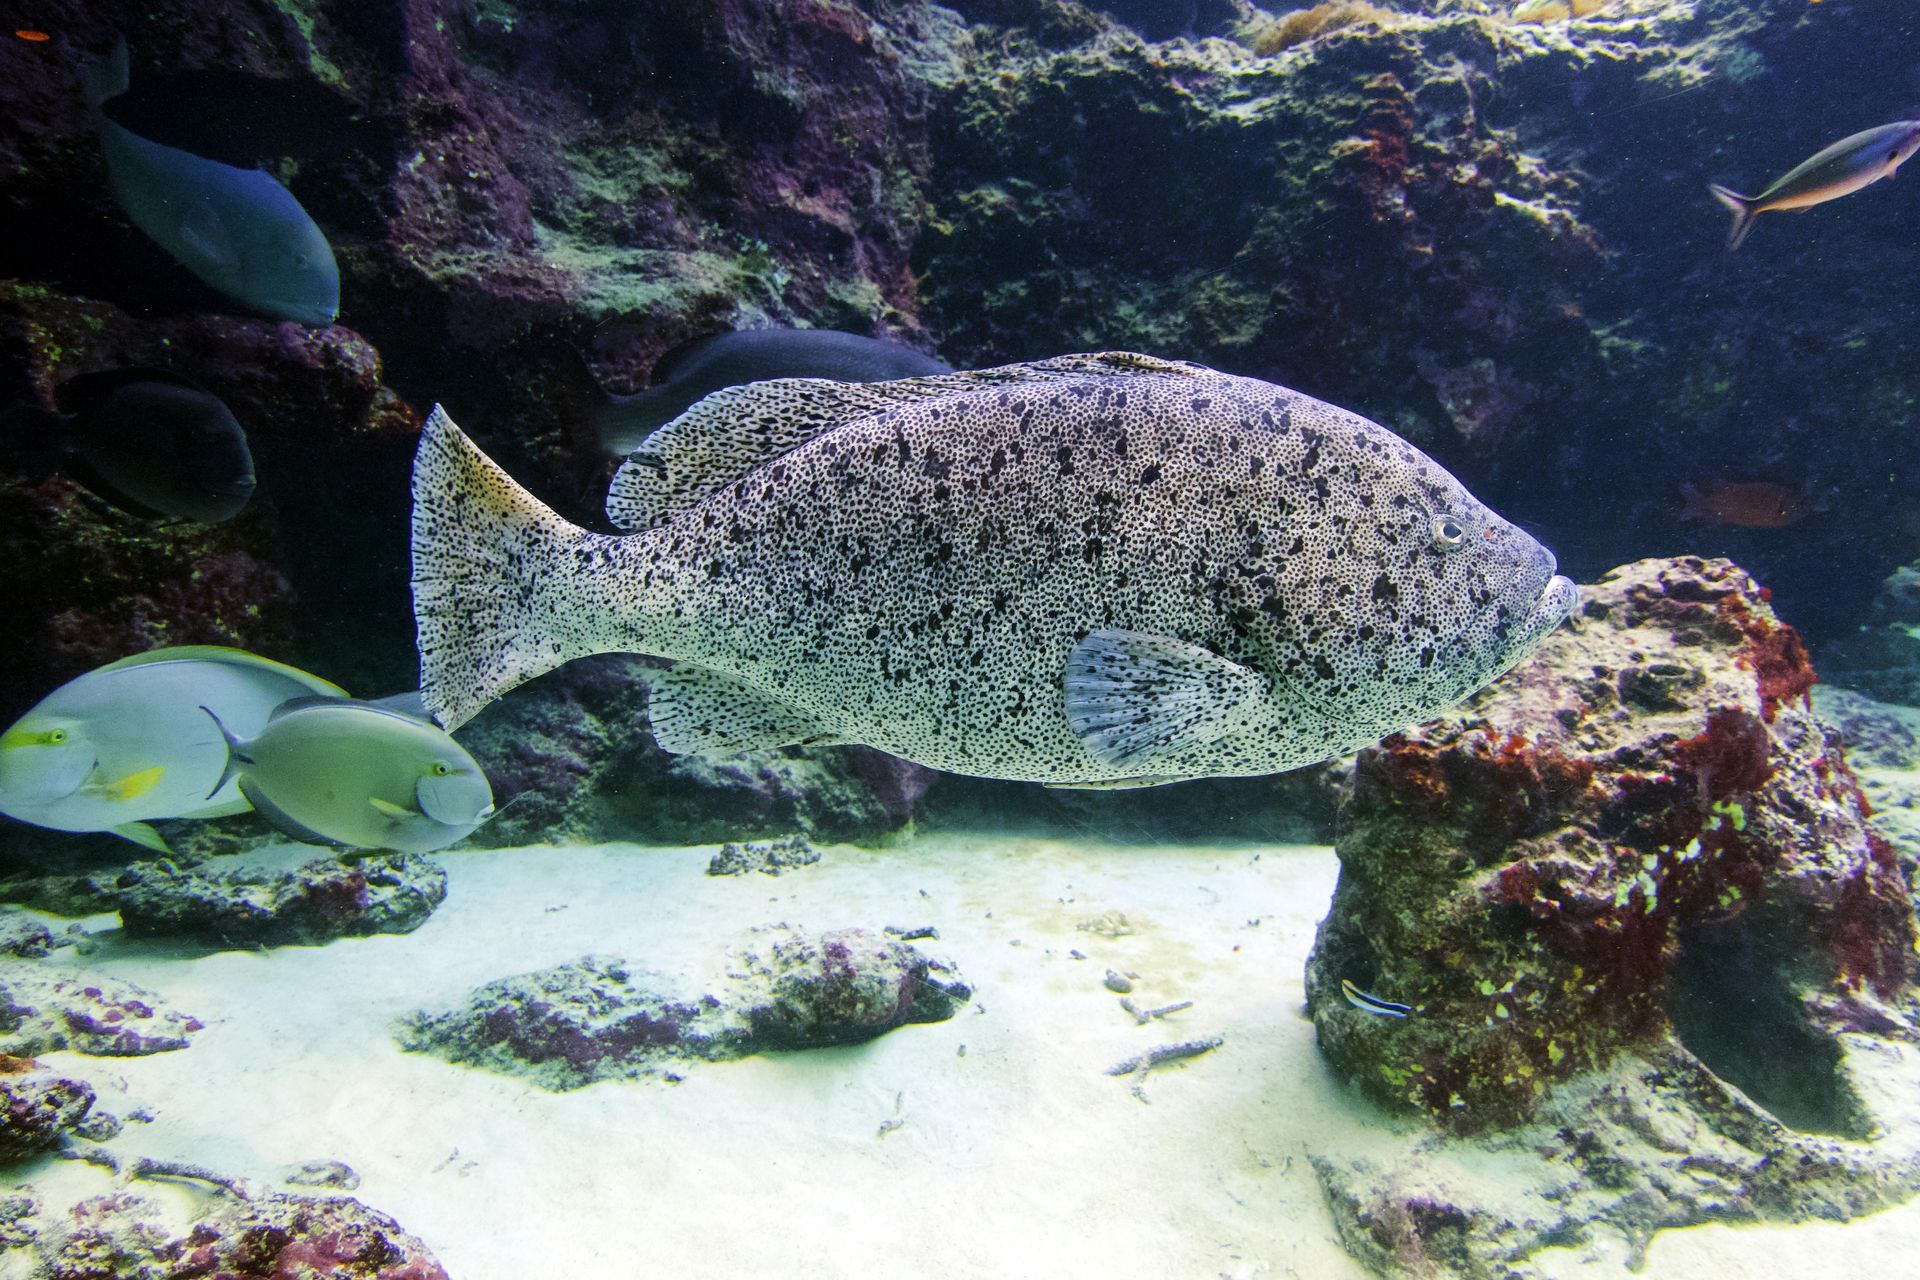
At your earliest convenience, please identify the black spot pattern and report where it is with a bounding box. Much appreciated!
[412,355,1577,783]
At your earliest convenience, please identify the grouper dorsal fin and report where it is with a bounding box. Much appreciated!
[604,351,1204,532]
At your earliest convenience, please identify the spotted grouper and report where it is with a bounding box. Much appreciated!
[410,352,1577,786]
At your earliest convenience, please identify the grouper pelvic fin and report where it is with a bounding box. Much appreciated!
[604,351,1204,532]
[647,664,840,755]
[1063,629,1270,768]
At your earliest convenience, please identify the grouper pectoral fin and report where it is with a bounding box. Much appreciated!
[647,665,841,756]
[1063,629,1269,769]
[605,351,1205,531]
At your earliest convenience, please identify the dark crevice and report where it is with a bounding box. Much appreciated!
[1669,914,1868,1138]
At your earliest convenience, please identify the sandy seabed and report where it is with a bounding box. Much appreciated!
[8,833,1920,1279]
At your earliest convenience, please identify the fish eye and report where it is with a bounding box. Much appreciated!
[47,729,67,744]
[1430,514,1466,551]
[431,762,453,777]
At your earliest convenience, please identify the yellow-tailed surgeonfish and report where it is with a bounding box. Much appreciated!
[203,698,494,854]
[0,646,347,852]
[1710,121,1920,251]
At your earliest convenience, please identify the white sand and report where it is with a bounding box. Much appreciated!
[11,834,1920,1277]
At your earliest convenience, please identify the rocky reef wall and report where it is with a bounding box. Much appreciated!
[2,0,1916,845]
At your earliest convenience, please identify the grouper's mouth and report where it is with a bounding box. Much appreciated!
[1495,573,1579,677]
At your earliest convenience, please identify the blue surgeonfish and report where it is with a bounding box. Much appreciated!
[595,328,951,456]
[0,647,347,851]
[1710,121,1920,251]
[83,40,339,325]
[204,699,494,854]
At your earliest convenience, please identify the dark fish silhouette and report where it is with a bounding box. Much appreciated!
[596,329,951,456]
[19,368,258,523]
[84,40,339,325]
[1678,480,1811,530]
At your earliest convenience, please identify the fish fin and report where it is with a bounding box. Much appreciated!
[239,778,346,847]
[368,689,431,719]
[1063,629,1269,768]
[595,392,681,459]
[51,367,208,416]
[62,452,172,520]
[174,199,240,273]
[81,37,131,110]
[1709,184,1760,251]
[605,351,1206,532]
[86,764,166,803]
[92,646,348,697]
[1677,481,1705,522]
[267,694,366,721]
[647,665,837,755]
[369,796,416,819]
[646,331,735,386]
[410,405,608,731]
[1044,774,1199,791]
[179,796,252,820]
[110,821,171,854]
[198,705,252,799]
[0,402,70,476]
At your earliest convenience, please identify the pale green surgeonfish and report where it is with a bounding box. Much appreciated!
[204,699,494,854]
[0,646,347,852]
[83,40,340,326]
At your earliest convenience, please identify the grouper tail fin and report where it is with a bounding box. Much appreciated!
[410,406,613,732]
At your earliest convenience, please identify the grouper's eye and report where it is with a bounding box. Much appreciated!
[1430,514,1466,552]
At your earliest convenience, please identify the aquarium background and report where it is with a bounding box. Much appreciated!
[2,0,1919,1276]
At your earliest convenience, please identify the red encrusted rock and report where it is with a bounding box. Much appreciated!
[1305,556,1920,1275]
[1311,556,1910,1130]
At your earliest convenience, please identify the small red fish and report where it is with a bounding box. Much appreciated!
[14,29,51,42]
[1678,480,1811,529]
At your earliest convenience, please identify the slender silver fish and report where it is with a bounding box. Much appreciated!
[1710,121,1920,251]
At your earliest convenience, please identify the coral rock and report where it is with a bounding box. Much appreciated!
[31,1190,449,1280]
[114,853,448,948]
[404,927,970,1089]
[0,1055,97,1162]
[0,963,200,1057]
[1305,556,1920,1275]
